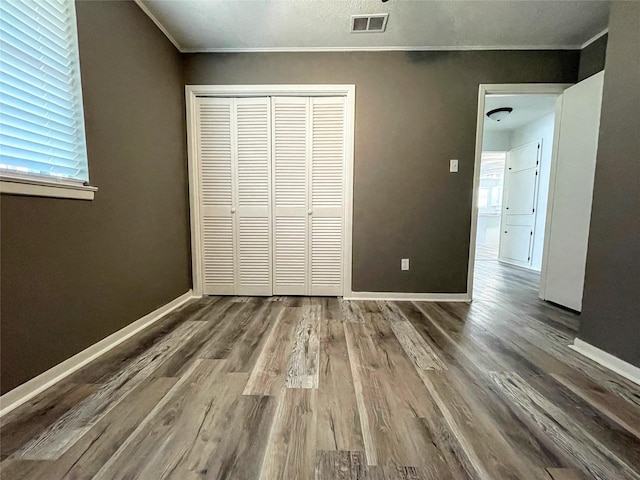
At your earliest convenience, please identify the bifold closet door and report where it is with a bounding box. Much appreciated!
[272,97,309,295]
[310,97,345,296]
[197,97,272,295]
[272,96,346,296]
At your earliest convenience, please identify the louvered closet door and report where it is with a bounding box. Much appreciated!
[197,97,272,295]
[197,98,235,294]
[272,97,309,295]
[234,98,272,295]
[310,97,346,295]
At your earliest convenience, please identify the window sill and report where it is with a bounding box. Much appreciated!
[0,176,97,201]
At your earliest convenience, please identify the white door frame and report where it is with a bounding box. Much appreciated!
[185,85,356,297]
[468,83,571,300]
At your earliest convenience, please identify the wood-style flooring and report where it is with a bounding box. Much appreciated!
[1,261,639,479]
[474,243,499,262]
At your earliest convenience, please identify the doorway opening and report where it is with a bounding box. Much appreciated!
[475,151,506,262]
[469,76,605,314]
[471,89,562,295]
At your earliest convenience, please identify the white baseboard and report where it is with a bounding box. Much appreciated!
[570,338,640,386]
[0,290,196,418]
[344,292,471,302]
[498,259,541,274]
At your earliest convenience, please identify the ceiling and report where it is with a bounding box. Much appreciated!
[136,0,610,52]
[484,94,558,132]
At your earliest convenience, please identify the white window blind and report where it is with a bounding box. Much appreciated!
[0,0,89,183]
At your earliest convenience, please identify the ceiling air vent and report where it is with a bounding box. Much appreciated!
[351,14,389,33]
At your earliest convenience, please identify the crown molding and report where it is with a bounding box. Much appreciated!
[581,28,608,49]
[133,0,183,52]
[181,44,583,54]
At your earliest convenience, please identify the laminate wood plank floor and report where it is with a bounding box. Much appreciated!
[2,261,639,479]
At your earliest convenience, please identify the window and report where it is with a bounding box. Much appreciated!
[0,0,95,200]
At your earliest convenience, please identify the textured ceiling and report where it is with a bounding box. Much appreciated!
[484,94,558,132]
[137,0,610,52]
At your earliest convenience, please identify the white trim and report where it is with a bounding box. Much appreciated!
[186,84,356,97]
[539,96,566,299]
[570,338,640,386]
[497,259,541,274]
[180,45,584,54]
[185,89,202,296]
[344,292,471,302]
[468,83,571,300]
[343,92,355,300]
[186,85,356,297]
[0,290,195,418]
[581,29,608,49]
[133,0,183,51]
[0,180,96,200]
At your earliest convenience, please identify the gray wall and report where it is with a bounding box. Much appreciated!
[184,50,579,293]
[578,34,608,81]
[579,2,640,367]
[0,1,191,393]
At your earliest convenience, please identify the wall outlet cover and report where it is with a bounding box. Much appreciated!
[450,159,459,172]
[401,258,410,270]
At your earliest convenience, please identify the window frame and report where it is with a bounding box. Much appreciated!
[0,0,96,200]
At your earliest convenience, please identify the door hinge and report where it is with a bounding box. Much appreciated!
[528,256,531,261]
[536,160,539,165]
[530,230,533,235]
[532,208,535,213]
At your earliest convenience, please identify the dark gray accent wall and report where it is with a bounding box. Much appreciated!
[0,1,191,393]
[184,51,579,293]
[579,3,640,367]
[579,34,608,81]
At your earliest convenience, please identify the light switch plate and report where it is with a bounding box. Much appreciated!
[450,159,459,172]
[401,258,410,270]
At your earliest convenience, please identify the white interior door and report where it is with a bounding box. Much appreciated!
[499,140,540,267]
[272,97,309,295]
[272,96,346,296]
[310,97,345,295]
[198,97,272,296]
[197,98,236,294]
[234,97,272,295]
[540,72,604,311]
[196,94,347,297]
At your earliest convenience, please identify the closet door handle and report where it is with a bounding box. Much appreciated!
[308,209,313,215]
[231,208,236,214]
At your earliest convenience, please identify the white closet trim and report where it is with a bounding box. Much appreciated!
[186,85,355,297]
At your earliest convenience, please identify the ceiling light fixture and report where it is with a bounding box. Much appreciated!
[486,107,513,122]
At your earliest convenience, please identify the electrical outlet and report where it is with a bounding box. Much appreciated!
[450,159,459,172]
[401,258,410,270]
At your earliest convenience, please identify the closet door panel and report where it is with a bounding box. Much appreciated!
[272,97,309,295]
[310,97,345,295]
[274,217,307,294]
[202,217,235,293]
[198,98,236,294]
[311,217,342,295]
[237,217,271,294]
[235,98,272,295]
